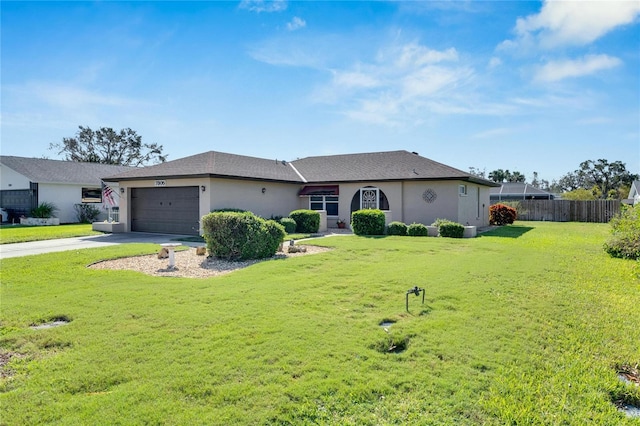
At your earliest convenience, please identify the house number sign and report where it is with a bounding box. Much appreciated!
[155,180,167,187]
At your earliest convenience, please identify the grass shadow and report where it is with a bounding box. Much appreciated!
[479,225,534,239]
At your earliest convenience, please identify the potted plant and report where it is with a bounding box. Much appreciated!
[336,218,347,229]
[21,202,60,226]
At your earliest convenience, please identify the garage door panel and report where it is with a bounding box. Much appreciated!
[131,187,200,235]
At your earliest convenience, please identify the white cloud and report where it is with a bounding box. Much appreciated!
[9,81,144,110]
[535,54,622,82]
[508,1,640,49]
[488,57,502,69]
[239,0,287,13]
[392,44,458,68]
[331,70,381,89]
[286,16,306,31]
[319,42,480,125]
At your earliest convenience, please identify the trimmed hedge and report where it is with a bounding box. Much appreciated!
[439,222,464,238]
[431,218,454,228]
[201,211,285,261]
[490,203,517,225]
[407,223,428,237]
[279,217,297,234]
[289,209,320,233]
[387,221,408,236]
[352,209,386,236]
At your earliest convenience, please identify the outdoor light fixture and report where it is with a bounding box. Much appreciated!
[201,186,206,192]
[120,187,125,194]
[261,187,266,193]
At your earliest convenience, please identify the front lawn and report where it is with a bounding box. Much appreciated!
[1,222,638,424]
[0,224,101,244]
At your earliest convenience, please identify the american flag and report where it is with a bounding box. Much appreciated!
[102,181,118,206]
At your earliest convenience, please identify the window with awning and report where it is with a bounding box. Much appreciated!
[298,185,339,196]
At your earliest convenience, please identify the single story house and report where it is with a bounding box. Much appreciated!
[0,156,131,223]
[490,182,555,203]
[104,150,499,235]
[628,181,640,205]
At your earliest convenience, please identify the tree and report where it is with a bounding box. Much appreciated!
[530,172,540,188]
[556,159,638,199]
[468,166,486,179]
[507,171,525,183]
[488,169,525,183]
[50,126,167,166]
[488,169,507,183]
[561,188,598,201]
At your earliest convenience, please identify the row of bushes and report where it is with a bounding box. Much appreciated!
[387,218,465,238]
[350,209,467,238]
[203,204,522,260]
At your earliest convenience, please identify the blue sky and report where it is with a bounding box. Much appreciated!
[2,1,639,183]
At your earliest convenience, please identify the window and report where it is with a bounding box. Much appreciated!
[309,195,339,216]
[350,187,390,212]
[82,187,102,203]
[459,184,467,196]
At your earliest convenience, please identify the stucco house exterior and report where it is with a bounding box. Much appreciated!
[0,156,131,223]
[104,150,499,235]
[629,180,640,205]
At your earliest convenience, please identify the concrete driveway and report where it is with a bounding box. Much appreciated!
[0,232,200,259]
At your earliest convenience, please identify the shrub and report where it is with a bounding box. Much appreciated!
[201,211,285,261]
[289,209,320,233]
[74,204,101,223]
[351,209,386,236]
[407,223,428,237]
[387,221,407,236]
[431,218,454,228]
[211,208,247,213]
[279,217,297,234]
[604,205,640,260]
[490,203,517,225]
[497,201,527,217]
[30,202,58,218]
[439,222,465,238]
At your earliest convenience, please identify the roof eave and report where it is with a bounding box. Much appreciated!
[105,173,304,185]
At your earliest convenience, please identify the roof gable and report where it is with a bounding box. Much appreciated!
[0,156,133,186]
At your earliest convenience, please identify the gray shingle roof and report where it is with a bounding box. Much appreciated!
[104,151,302,183]
[104,149,499,187]
[292,150,478,183]
[0,156,133,185]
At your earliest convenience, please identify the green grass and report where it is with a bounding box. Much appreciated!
[0,224,101,244]
[1,222,639,424]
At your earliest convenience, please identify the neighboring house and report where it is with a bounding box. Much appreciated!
[490,182,555,203]
[629,180,640,205]
[0,156,132,223]
[105,150,500,235]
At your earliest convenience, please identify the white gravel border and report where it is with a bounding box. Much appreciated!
[88,245,331,279]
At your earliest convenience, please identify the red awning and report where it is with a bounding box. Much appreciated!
[298,185,339,196]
